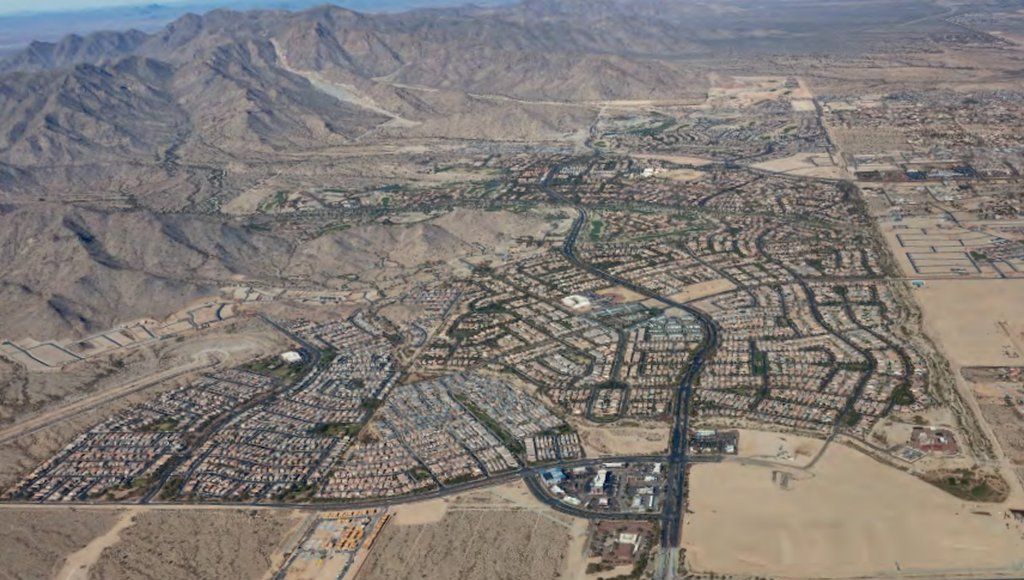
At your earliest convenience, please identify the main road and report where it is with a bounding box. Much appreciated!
[542,166,720,578]
[3,167,717,580]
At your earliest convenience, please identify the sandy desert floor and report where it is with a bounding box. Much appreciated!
[87,509,304,580]
[0,508,122,580]
[910,279,1024,369]
[0,507,304,580]
[684,433,1024,579]
[356,481,589,580]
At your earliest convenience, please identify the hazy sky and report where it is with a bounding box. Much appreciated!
[0,0,501,50]
[0,1,184,15]
[0,0,488,16]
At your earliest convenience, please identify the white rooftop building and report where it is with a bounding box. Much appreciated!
[561,295,592,311]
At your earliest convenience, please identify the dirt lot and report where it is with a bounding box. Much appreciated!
[0,507,305,580]
[631,153,713,167]
[88,509,304,580]
[910,279,1024,368]
[570,418,669,457]
[707,75,795,107]
[357,482,588,580]
[732,428,822,462]
[0,349,160,426]
[752,152,847,179]
[666,279,736,304]
[595,285,647,304]
[57,510,137,580]
[0,508,121,580]
[684,435,1024,578]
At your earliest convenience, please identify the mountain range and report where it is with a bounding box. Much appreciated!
[0,0,960,205]
[0,0,975,339]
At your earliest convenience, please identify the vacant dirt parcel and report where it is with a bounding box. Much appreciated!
[570,417,670,457]
[684,438,1024,578]
[357,482,588,580]
[0,507,305,580]
[0,508,122,580]
[90,509,303,580]
[912,279,1024,368]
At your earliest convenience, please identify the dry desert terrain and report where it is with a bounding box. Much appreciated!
[356,481,589,580]
[684,434,1024,579]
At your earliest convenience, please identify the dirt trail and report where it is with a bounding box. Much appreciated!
[55,509,136,580]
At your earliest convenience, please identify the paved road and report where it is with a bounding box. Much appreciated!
[541,165,721,578]
[7,165,712,580]
[142,316,325,503]
[1,454,672,512]
[0,352,221,447]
